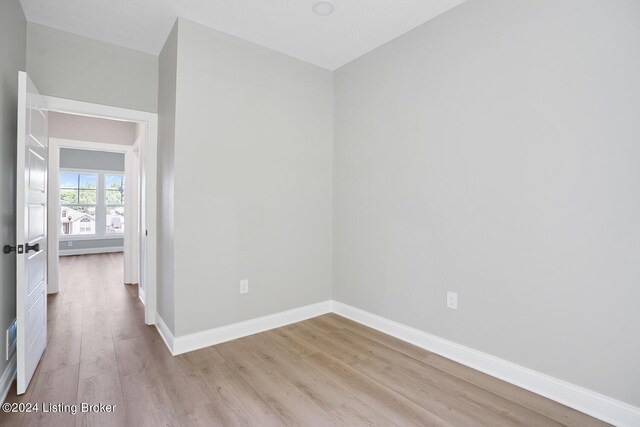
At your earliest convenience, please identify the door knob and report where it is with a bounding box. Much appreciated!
[25,243,40,253]
[3,244,23,254]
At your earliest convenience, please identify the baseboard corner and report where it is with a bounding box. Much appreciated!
[154,313,175,355]
[172,300,333,356]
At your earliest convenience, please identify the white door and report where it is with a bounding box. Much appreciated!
[16,71,48,395]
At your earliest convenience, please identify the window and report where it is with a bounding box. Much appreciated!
[59,171,125,238]
[60,172,97,236]
[106,175,125,234]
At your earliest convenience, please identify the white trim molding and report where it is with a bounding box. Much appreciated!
[331,301,640,427]
[157,301,333,356]
[1,354,17,404]
[43,95,158,326]
[152,299,639,426]
[59,247,124,256]
[174,301,332,355]
[138,286,146,305]
[155,314,175,356]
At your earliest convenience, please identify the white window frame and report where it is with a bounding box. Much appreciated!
[58,168,126,241]
[105,173,125,236]
[59,170,99,237]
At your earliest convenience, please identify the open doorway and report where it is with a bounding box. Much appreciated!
[49,112,141,292]
[45,112,150,346]
[44,96,158,326]
[8,74,158,397]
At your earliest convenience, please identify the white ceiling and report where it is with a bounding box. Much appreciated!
[20,0,465,70]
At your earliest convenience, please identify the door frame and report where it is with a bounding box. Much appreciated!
[43,96,158,325]
[51,140,137,282]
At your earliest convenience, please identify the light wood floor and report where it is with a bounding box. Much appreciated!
[0,253,607,427]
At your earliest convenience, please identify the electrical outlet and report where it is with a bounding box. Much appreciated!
[68,241,73,247]
[240,279,249,294]
[447,292,458,310]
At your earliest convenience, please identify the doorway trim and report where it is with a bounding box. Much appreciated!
[43,96,158,325]
[51,139,136,279]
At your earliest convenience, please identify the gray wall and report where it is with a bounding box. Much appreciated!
[59,239,123,252]
[333,0,640,407]
[169,19,333,336]
[26,23,158,112]
[60,148,125,171]
[156,22,178,333]
[49,112,137,145]
[0,0,26,386]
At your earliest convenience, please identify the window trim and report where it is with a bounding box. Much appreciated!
[59,168,125,240]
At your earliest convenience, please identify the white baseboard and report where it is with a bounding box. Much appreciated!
[155,314,175,356]
[59,247,123,256]
[0,354,16,404]
[165,301,332,356]
[331,301,640,427]
[151,298,639,426]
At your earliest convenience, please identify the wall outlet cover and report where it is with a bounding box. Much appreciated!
[240,279,249,294]
[447,291,458,310]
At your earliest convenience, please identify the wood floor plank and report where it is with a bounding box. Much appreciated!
[303,351,453,426]
[52,302,83,332]
[174,344,226,370]
[286,323,369,366]
[216,338,332,426]
[155,359,215,415]
[1,254,609,427]
[119,371,177,427]
[328,397,400,427]
[79,333,118,380]
[328,313,606,426]
[47,293,62,322]
[40,326,82,372]
[178,401,250,427]
[304,315,345,334]
[109,306,153,342]
[179,361,284,427]
[76,371,125,427]
[422,352,609,427]
[325,313,434,362]
[0,376,37,426]
[244,332,355,412]
[264,326,321,358]
[23,365,80,427]
[113,334,172,378]
[336,327,563,426]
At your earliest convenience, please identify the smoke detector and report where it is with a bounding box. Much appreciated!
[313,1,335,16]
